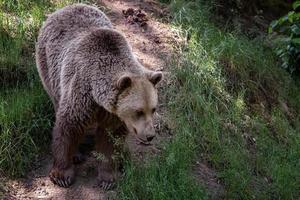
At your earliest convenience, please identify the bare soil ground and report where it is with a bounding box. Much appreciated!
[100,0,175,71]
[3,1,224,199]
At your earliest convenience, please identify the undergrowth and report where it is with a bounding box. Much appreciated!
[0,0,82,177]
[118,0,300,199]
[0,85,53,176]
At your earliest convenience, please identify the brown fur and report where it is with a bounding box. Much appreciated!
[36,4,162,188]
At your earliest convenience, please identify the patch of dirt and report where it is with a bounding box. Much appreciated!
[99,0,176,71]
[5,156,108,200]
[3,0,177,199]
[193,162,225,199]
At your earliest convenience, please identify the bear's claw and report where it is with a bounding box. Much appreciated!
[50,174,73,187]
[98,180,115,190]
[49,167,74,188]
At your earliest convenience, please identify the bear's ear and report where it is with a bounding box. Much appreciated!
[148,71,163,86]
[117,74,132,90]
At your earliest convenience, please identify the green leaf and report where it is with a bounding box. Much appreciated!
[280,37,291,43]
[276,49,284,55]
[269,20,278,33]
[278,15,289,25]
[291,24,300,35]
[288,11,295,23]
[293,1,300,10]
[279,25,289,34]
[291,38,300,44]
[268,26,273,34]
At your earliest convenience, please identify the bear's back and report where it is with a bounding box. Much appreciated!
[43,4,112,39]
[36,4,113,103]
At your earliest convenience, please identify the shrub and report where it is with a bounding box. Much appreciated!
[269,1,300,74]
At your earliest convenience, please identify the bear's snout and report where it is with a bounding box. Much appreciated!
[132,122,156,144]
[140,124,156,143]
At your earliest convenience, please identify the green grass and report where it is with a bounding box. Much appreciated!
[0,0,52,177]
[117,0,300,199]
[0,0,84,177]
[0,84,53,176]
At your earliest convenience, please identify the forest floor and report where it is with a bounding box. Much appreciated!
[3,0,179,199]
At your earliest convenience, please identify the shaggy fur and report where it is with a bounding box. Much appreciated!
[36,3,162,189]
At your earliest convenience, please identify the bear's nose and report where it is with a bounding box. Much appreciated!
[146,136,155,142]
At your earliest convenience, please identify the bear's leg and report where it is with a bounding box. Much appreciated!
[72,151,86,164]
[95,127,117,190]
[96,126,126,190]
[49,118,84,188]
[73,133,95,164]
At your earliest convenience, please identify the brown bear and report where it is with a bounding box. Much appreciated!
[35,3,162,189]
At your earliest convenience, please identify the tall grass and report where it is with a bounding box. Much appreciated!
[118,0,300,199]
[0,85,53,176]
[0,0,51,177]
[0,0,83,177]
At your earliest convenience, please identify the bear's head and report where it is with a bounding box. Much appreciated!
[115,71,163,144]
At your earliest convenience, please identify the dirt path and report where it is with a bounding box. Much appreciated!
[100,0,174,71]
[4,1,176,199]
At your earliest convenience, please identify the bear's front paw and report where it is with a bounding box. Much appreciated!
[49,166,75,188]
[97,170,115,190]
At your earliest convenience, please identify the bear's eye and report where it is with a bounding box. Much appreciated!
[152,108,156,114]
[136,110,144,118]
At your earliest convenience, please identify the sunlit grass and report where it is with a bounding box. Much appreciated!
[118,0,300,199]
[0,0,83,177]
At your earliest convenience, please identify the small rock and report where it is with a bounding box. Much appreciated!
[154,37,161,44]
